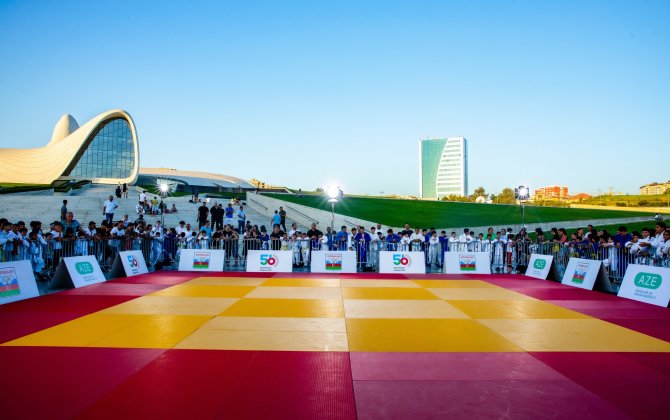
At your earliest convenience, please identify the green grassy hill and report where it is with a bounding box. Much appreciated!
[265,193,654,228]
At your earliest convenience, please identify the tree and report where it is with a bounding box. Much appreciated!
[473,186,486,197]
[498,188,516,204]
[315,187,324,193]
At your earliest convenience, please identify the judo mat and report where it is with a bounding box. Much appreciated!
[1,271,669,419]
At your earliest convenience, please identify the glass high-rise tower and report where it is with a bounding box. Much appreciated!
[419,137,468,199]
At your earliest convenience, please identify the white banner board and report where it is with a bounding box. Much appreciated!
[561,258,612,292]
[525,254,554,280]
[617,264,670,307]
[52,256,106,289]
[0,260,40,305]
[310,251,357,273]
[246,250,293,273]
[177,249,226,272]
[379,251,426,274]
[111,250,149,278]
[443,252,492,275]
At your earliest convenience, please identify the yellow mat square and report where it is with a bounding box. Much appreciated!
[448,300,590,319]
[412,280,498,288]
[220,298,344,318]
[184,277,266,286]
[100,296,239,316]
[90,315,211,348]
[479,319,670,352]
[427,287,534,301]
[344,299,469,319]
[151,285,255,298]
[346,318,522,352]
[2,314,146,347]
[245,286,342,300]
[175,329,348,351]
[342,287,439,300]
[340,280,420,288]
[262,278,340,287]
[201,316,347,332]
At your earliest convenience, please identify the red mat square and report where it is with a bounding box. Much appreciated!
[510,288,618,301]
[219,351,357,419]
[60,282,169,296]
[353,379,626,419]
[350,352,566,381]
[0,347,164,419]
[79,349,256,418]
[109,272,196,285]
[530,352,670,419]
[0,311,83,343]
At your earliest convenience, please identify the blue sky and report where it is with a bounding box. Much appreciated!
[1,0,668,196]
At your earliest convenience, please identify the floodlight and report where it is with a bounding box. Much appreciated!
[515,185,530,200]
[325,185,340,199]
[159,183,169,194]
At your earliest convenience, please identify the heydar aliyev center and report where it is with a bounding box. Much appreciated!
[0,110,139,185]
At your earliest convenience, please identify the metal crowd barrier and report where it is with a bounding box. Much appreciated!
[1,237,667,286]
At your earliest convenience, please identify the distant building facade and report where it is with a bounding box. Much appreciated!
[0,110,139,185]
[534,185,569,200]
[420,137,468,199]
[640,181,670,195]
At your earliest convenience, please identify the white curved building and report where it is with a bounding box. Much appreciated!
[0,110,139,185]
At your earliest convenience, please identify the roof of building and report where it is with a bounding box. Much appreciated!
[0,110,139,185]
[139,168,255,189]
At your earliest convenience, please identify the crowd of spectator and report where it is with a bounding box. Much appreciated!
[1,198,669,279]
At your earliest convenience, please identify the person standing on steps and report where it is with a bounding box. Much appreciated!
[197,201,209,230]
[103,195,119,224]
[279,206,287,231]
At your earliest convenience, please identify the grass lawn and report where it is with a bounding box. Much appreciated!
[265,193,655,228]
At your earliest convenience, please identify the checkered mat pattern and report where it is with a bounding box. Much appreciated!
[1,272,669,418]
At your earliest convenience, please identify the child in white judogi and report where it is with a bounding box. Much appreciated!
[300,233,311,265]
[428,232,441,266]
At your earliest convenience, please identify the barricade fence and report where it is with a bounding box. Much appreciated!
[1,237,667,289]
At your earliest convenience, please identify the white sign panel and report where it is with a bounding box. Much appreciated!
[526,254,554,280]
[0,260,40,305]
[246,250,293,273]
[561,258,603,290]
[177,249,226,272]
[310,251,357,273]
[111,250,149,278]
[52,256,106,289]
[379,251,426,274]
[617,264,670,307]
[443,252,492,275]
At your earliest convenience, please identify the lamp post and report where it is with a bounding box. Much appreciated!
[515,185,530,228]
[325,185,341,247]
[157,179,175,234]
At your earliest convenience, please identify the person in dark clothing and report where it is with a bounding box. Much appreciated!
[197,202,209,230]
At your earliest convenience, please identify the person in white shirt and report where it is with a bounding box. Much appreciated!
[103,195,119,224]
[448,231,458,252]
[649,222,667,249]
[176,221,187,236]
[458,228,473,252]
[288,223,298,237]
[139,190,147,204]
[654,230,670,265]
[399,233,411,252]
[410,228,424,252]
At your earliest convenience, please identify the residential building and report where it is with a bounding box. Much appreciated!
[534,185,569,200]
[419,137,468,199]
[640,181,670,195]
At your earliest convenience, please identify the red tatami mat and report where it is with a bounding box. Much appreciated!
[530,352,670,419]
[0,347,164,419]
[353,379,627,419]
